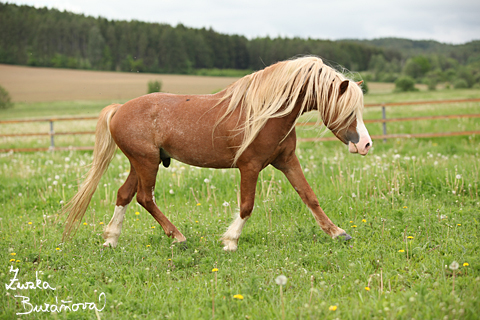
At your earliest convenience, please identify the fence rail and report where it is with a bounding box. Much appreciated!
[1,98,480,152]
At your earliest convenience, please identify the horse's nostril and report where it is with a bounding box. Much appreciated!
[365,142,371,148]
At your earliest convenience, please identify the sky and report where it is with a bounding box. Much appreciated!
[5,0,480,44]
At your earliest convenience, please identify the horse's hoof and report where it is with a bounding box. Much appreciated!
[222,240,238,252]
[336,233,352,241]
[102,240,117,248]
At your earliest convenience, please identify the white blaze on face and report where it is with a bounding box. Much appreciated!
[348,112,372,155]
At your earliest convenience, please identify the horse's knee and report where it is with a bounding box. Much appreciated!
[239,202,254,219]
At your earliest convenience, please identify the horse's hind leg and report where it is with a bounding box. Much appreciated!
[103,164,138,248]
[132,155,186,242]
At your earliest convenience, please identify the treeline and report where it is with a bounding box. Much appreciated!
[0,3,388,73]
[1,2,480,90]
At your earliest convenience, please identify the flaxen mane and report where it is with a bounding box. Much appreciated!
[216,56,364,164]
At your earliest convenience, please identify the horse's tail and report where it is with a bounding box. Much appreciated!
[62,103,121,240]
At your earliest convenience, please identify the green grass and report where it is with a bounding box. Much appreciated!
[1,87,480,319]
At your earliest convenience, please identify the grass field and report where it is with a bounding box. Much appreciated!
[1,68,480,319]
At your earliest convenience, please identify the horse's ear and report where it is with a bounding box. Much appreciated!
[339,80,349,95]
[356,80,364,86]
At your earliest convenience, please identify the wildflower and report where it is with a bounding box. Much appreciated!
[463,263,469,267]
[329,305,337,311]
[212,268,218,272]
[398,249,405,252]
[55,248,60,251]
[28,222,32,225]
[365,287,370,291]
[146,245,151,247]
[351,225,357,228]
[83,222,87,226]
[233,294,244,300]
[349,221,354,223]
[449,261,459,270]
[196,203,201,206]
[168,259,171,261]
[275,275,288,286]
[222,201,230,207]
[135,212,140,215]
[407,236,414,239]
[16,260,20,263]
[10,253,16,256]
[457,224,461,226]
[151,226,155,229]
[204,178,210,183]
[9,259,15,262]
[99,222,104,225]
[169,189,174,194]
[456,174,462,180]
[403,206,407,209]
[361,219,366,223]
[195,220,199,223]
[351,193,356,198]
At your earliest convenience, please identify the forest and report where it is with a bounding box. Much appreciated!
[1,2,479,89]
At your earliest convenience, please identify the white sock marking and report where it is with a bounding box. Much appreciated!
[103,205,127,248]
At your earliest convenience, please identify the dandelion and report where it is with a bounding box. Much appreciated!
[463,262,469,267]
[276,275,287,319]
[16,260,20,263]
[204,178,210,183]
[222,201,230,207]
[362,219,366,223]
[398,249,405,252]
[212,268,218,272]
[169,189,174,194]
[329,305,337,311]
[351,225,357,228]
[233,294,244,300]
[349,221,354,223]
[168,259,171,261]
[10,253,16,256]
[352,193,356,198]
[99,222,104,225]
[83,222,87,226]
[28,222,32,225]
[151,226,155,229]
[135,212,140,215]
[457,224,461,226]
[403,206,407,209]
[365,287,370,291]
[146,245,151,247]
[9,259,15,262]
[456,174,462,180]
[407,236,414,239]
[55,248,60,251]
[195,220,199,223]
[196,203,201,206]
[450,261,459,293]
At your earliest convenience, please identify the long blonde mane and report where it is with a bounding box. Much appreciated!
[217,56,364,164]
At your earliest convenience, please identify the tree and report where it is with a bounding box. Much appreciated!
[394,76,417,92]
[0,85,13,109]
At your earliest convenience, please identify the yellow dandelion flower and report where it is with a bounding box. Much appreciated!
[212,268,218,272]
[9,259,15,262]
[135,212,140,215]
[403,206,407,209]
[365,287,370,291]
[349,221,354,223]
[407,236,414,239]
[146,245,151,247]
[83,222,87,226]
[195,221,199,223]
[329,305,337,311]
[151,226,155,229]
[55,248,60,251]
[16,260,20,263]
[99,222,104,225]
[28,222,32,225]
[457,224,461,226]
[463,262,469,267]
[362,219,366,223]
[196,203,201,206]
[351,225,357,228]
[168,259,171,261]
[10,253,16,256]
[136,218,139,221]
[398,249,405,252]
[233,294,244,300]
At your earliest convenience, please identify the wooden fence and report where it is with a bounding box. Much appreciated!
[1,98,480,152]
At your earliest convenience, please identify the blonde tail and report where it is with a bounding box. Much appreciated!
[62,104,121,240]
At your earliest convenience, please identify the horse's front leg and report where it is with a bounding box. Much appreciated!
[274,154,351,240]
[221,165,260,251]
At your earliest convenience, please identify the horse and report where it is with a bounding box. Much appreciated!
[62,56,372,251]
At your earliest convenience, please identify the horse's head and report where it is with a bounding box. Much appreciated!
[328,80,372,156]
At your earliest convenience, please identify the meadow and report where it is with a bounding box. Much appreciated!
[0,81,480,319]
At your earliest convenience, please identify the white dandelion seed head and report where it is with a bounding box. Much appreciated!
[169,189,174,194]
[54,175,60,180]
[455,174,462,180]
[223,201,230,207]
[275,275,288,286]
[449,261,459,270]
[204,178,210,183]
[352,193,356,198]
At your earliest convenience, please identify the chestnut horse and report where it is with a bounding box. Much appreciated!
[62,56,372,251]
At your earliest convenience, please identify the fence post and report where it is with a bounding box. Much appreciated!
[49,120,55,150]
[381,103,387,143]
